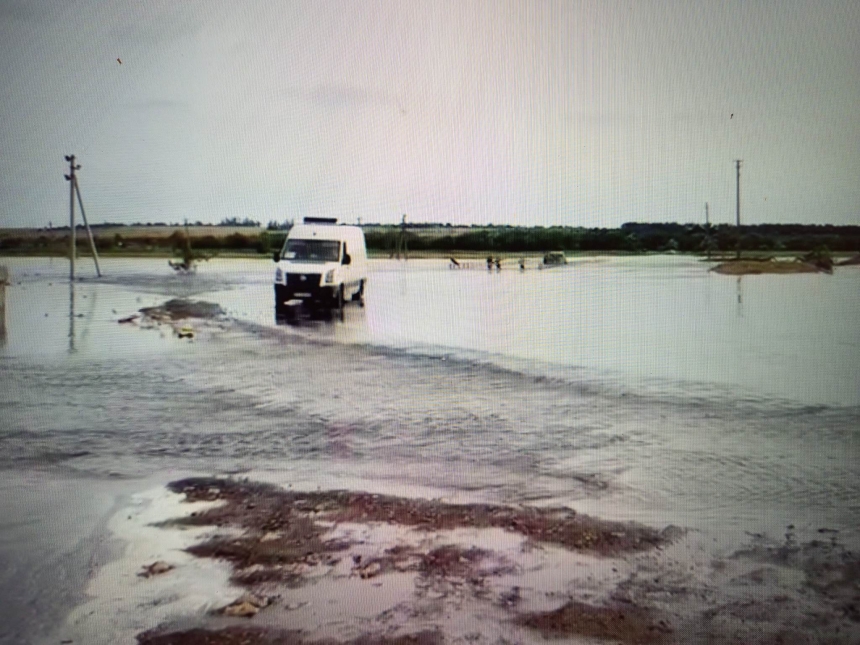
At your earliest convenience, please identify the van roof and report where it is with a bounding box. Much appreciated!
[287,223,364,242]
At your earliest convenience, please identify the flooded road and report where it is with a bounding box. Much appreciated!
[1,256,858,643]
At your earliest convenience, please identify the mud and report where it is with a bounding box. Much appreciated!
[136,627,442,645]
[142,477,677,644]
[139,298,225,321]
[115,481,860,645]
[515,599,672,643]
[168,477,668,562]
[710,260,824,275]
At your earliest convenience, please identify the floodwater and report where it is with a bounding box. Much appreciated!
[1,255,859,643]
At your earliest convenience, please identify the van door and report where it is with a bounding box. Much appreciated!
[341,241,352,293]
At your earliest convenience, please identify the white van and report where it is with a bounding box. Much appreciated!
[273,218,367,316]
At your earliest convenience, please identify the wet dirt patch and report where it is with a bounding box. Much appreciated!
[146,478,675,643]
[710,260,823,275]
[136,627,442,645]
[419,545,490,578]
[167,477,668,560]
[139,299,225,321]
[515,599,673,643]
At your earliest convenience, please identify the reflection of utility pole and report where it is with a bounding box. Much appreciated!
[735,159,742,260]
[68,281,76,353]
[736,276,744,318]
[0,265,7,347]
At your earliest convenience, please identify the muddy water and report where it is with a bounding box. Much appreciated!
[1,256,859,643]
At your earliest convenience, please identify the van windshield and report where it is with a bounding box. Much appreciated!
[282,239,340,263]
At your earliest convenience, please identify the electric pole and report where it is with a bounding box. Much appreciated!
[705,202,712,259]
[734,159,742,259]
[65,155,80,280]
[63,155,102,279]
[395,213,408,260]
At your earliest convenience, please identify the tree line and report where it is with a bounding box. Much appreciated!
[1,223,858,255]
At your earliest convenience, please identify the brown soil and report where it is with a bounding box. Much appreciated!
[167,478,667,574]
[710,260,823,275]
[148,478,675,645]
[419,545,489,577]
[139,299,224,321]
[137,627,442,645]
[515,600,673,644]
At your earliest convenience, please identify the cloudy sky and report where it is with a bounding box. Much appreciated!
[1,0,858,227]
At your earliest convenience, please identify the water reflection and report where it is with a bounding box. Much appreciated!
[0,273,7,348]
[68,281,76,353]
[736,276,744,317]
[274,300,364,333]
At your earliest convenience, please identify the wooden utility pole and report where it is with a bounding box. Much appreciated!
[735,159,742,259]
[705,202,709,226]
[65,155,80,280]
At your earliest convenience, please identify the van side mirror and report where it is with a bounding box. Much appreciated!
[342,253,351,265]
[272,251,280,263]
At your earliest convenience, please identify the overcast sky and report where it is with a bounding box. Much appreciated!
[1,0,858,227]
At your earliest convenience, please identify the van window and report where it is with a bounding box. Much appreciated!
[283,239,340,262]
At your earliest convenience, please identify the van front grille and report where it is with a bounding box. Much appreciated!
[286,273,321,288]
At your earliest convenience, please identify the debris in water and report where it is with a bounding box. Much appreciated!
[139,299,224,321]
[137,561,174,578]
[219,593,270,618]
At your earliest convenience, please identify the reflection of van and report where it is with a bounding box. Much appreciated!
[273,218,367,316]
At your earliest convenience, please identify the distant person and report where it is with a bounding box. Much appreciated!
[519,257,525,271]
[487,256,494,271]
[494,258,501,271]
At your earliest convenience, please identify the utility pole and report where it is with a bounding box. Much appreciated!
[734,160,743,259]
[705,202,712,259]
[65,155,80,280]
[74,177,102,277]
[395,213,408,260]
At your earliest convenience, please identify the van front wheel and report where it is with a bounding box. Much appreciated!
[351,280,365,303]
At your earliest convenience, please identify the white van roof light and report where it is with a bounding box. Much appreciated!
[303,217,338,225]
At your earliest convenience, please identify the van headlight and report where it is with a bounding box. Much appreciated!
[324,269,335,284]
[275,267,283,283]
